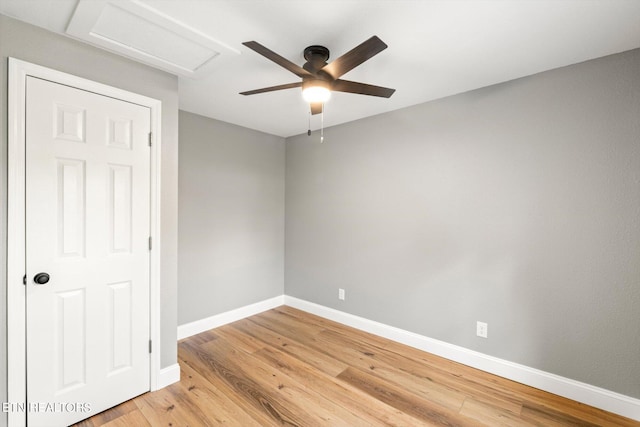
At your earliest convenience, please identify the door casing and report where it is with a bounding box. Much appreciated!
[7,57,163,427]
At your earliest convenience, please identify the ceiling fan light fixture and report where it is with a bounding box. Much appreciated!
[302,79,331,103]
[240,37,395,115]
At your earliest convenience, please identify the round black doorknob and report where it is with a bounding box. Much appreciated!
[34,273,50,285]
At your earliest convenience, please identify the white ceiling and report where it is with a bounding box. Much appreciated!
[2,0,640,137]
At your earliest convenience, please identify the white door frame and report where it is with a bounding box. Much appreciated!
[7,58,163,426]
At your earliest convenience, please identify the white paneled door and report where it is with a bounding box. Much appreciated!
[25,76,151,426]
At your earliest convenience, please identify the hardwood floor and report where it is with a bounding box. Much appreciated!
[75,306,639,426]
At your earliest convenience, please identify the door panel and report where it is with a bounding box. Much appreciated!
[56,288,86,393]
[26,76,151,426]
[108,280,133,373]
[108,164,133,253]
[57,158,86,257]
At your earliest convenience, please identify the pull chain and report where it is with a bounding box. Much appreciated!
[320,103,324,143]
[306,104,326,143]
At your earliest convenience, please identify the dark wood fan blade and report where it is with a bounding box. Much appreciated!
[310,102,323,115]
[332,79,395,98]
[321,36,388,80]
[240,82,302,96]
[243,41,312,78]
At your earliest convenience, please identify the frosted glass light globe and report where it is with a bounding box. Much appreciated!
[302,86,331,103]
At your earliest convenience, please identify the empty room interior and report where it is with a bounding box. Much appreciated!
[1,0,639,426]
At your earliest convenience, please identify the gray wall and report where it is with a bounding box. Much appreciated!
[285,49,640,398]
[178,111,285,325]
[0,15,180,424]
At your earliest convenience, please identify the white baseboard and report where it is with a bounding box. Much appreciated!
[177,295,285,340]
[284,295,640,422]
[155,363,181,390]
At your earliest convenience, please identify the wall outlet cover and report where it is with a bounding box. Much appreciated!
[477,321,488,338]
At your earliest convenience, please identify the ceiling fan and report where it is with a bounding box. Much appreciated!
[240,36,395,114]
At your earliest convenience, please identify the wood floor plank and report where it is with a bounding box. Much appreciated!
[232,317,349,376]
[275,306,396,349]
[72,307,639,427]
[99,409,151,427]
[315,328,467,412]
[182,328,219,346]
[263,321,469,416]
[174,359,263,426]
[72,398,140,426]
[385,345,630,427]
[380,336,528,399]
[179,339,301,426]
[459,398,534,427]
[520,400,637,427]
[352,333,524,415]
[257,308,327,337]
[337,366,480,426]
[213,322,266,354]
[134,386,214,427]
[133,361,262,427]
[199,336,370,426]
[254,344,435,426]
[248,312,385,370]
[248,310,329,345]
[519,401,602,427]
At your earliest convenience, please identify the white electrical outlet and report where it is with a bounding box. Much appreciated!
[338,288,345,300]
[476,321,488,338]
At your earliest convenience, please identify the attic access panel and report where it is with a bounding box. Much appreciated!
[67,0,239,78]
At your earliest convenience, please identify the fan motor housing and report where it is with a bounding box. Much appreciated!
[303,45,330,71]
